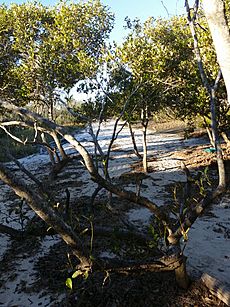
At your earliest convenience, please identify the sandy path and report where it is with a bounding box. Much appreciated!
[0,120,229,305]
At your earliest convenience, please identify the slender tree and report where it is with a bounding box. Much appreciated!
[185,0,226,191]
[202,0,230,104]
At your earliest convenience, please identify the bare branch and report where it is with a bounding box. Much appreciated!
[193,0,200,21]
[0,101,170,227]
[0,120,58,158]
[185,0,211,93]
[58,97,89,122]
[213,69,222,91]
[0,162,90,269]
[161,1,170,18]
[5,151,45,191]
[0,125,28,145]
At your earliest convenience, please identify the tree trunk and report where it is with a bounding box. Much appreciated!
[203,116,215,147]
[41,132,55,165]
[210,88,226,190]
[128,122,142,159]
[221,131,230,146]
[142,124,148,173]
[51,131,68,161]
[203,0,230,104]
[206,127,215,147]
[175,256,190,289]
[141,108,149,173]
[185,0,226,190]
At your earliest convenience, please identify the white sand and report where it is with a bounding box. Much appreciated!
[0,236,64,306]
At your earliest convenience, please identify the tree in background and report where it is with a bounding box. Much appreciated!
[0,0,114,162]
[0,1,114,115]
[185,0,227,191]
[110,17,201,171]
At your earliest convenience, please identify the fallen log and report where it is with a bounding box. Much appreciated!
[98,252,183,274]
[201,273,230,306]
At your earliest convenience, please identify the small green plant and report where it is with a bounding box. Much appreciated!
[180,224,190,242]
[194,166,211,197]
[168,166,212,243]
[66,266,90,290]
[66,215,94,290]
[148,224,160,248]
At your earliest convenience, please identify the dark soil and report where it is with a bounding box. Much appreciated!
[0,231,227,307]
[32,240,227,307]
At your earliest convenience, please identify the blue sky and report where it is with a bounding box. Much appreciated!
[1,0,186,43]
[102,0,185,42]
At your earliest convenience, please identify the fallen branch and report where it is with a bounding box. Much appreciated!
[0,162,91,269]
[104,257,182,274]
[5,151,45,192]
[0,223,23,238]
[201,273,230,306]
[98,246,183,274]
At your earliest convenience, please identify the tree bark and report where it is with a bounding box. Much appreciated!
[203,0,230,104]
[221,131,230,146]
[175,256,190,289]
[201,273,230,306]
[51,131,68,161]
[185,0,226,190]
[141,107,149,173]
[41,132,55,164]
[128,122,142,159]
[104,256,182,273]
[210,89,226,190]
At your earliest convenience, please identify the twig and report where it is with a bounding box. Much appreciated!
[5,151,46,193]
[0,125,28,145]
[161,1,169,17]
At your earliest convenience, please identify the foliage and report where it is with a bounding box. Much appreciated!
[117,17,198,119]
[113,14,228,125]
[0,1,114,114]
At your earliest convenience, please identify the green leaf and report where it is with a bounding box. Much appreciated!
[72,270,83,279]
[84,270,89,280]
[65,278,73,290]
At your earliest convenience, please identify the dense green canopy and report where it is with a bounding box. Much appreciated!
[0,1,114,105]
